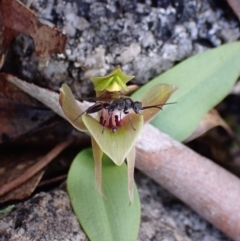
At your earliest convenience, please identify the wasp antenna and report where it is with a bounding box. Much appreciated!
[142,106,162,110]
[142,102,177,110]
[161,102,177,105]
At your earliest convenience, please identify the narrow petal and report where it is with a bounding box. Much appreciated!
[82,113,143,165]
[126,146,136,204]
[91,137,104,197]
[59,84,88,132]
[140,84,178,124]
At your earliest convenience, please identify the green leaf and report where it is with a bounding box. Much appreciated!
[0,205,14,214]
[67,149,140,241]
[132,42,240,141]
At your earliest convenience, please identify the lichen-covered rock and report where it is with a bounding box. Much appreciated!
[0,190,87,241]
[26,0,239,96]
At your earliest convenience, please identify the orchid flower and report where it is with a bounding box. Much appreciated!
[59,66,177,203]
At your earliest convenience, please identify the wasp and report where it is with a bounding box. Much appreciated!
[75,91,174,133]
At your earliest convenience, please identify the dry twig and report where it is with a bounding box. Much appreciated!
[135,124,240,241]
[226,0,240,20]
[0,139,72,196]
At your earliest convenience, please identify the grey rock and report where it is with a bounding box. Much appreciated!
[0,190,87,241]
[27,0,239,96]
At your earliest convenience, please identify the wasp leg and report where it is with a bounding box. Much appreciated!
[102,110,114,134]
[100,114,104,125]
[128,114,136,131]
[101,119,107,134]
[74,110,87,122]
[110,115,119,134]
[123,106,135,130]
[115,115,120,126]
